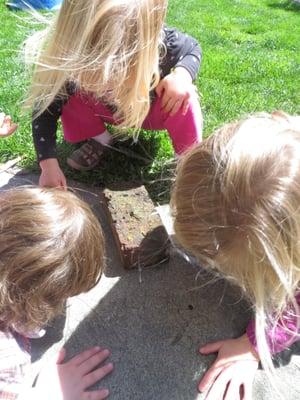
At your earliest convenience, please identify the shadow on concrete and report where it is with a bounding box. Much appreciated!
[60,260,251,400]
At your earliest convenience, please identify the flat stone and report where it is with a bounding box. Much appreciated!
[104,184,170,269]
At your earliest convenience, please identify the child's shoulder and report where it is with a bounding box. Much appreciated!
[0,331,31,398]
[0,330,30,369]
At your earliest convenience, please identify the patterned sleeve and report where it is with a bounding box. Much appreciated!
[32,83,74,163]
[246,293,300,354]
[0,332,31,399]
[160,26,202,81]
[32,98,65,162]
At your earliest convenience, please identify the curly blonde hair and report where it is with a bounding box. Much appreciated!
[25,0,167,132]
[172,112,300,382]
[0,186,105,333]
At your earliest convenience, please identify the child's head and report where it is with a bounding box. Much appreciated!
[172,112,300,374]
[27,0,168,129]
[0,187,105,333]
[173,112,300,312]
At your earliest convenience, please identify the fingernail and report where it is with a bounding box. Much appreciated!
[198,385,206,393]
[102,349,110,356]
[103,388,110,397]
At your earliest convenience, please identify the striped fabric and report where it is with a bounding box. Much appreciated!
[0,331,31,399]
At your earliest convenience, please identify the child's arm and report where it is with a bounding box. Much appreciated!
[0,113,18,137]
[19,347,113,400]
[198,294,300,398]
[32,87,72,189]
[156,27,202,116]
[160,26,202,81]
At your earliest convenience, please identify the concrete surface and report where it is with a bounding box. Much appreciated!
[0,168,299,400]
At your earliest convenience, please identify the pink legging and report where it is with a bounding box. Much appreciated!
[61,92,203,154]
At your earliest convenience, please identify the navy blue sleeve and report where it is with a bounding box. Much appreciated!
[32,98,64,162]
[159,26,202,80]
[32,83,75,162]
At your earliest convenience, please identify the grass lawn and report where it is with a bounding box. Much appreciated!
[0,0,300,201]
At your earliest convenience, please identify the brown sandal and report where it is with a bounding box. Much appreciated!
[67,139,108,171]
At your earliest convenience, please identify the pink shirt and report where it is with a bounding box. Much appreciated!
[246,293,300,354]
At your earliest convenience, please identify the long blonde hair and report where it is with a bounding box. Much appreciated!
[172,112,300,383]
[0,186,105,333]
[25,0,167,130]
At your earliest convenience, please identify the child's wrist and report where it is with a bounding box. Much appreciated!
[241,333,260,361]
[173,67,193,83]
[39,158,59,170]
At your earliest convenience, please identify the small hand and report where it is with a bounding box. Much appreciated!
[199,334,259,400]
[37,346,113,400]
[155,67,196,116]
[0,113,18,137]
[39,158,67,189]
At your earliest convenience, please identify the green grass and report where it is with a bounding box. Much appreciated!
[0,0,300,201]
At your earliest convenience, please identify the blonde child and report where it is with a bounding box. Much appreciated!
[0,112,17,136]
[26,0,203,188]
[0,187,113,399]
[172,112,300,398]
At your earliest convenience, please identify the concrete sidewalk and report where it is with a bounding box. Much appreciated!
[0,168,299,400]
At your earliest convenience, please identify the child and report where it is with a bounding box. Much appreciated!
[0,187,113,399]
[26,0,203,188]
[0,112,17,136]
[172,112,300,398]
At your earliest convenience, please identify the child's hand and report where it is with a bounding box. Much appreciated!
[198,334,259,399]
[39,158,67,189]
[37,346,113,400]
[0,113,18,137]
[155,67,196,116]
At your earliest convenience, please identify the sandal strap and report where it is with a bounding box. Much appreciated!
[77,141,104,165]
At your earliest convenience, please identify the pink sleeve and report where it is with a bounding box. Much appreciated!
[247,293,300,354]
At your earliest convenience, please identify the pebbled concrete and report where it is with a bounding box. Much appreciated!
[0,168,299,400]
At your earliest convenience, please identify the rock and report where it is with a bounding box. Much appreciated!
[104,184,170,269]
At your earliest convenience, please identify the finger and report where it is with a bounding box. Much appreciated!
[223,380,240,400]
[160,91,171,110]
[70,346,103,366]
[205,367,234,400]
[83,362,114,389]
[155,81,164,98]
[170,99,183,116]
[0,122,17,137]
[200,341,225,355]
[181,96,190,115]
[163,97,178,114]
[0,128,14,137]
[3,123,18,136]
[3,115,12,125]
[9,123,18,134]
[198,363,224,393]
[39,175,45,187]
[242,381,253,400]
[83,388,110,400]
[80,349,111,376]
[56,348,66,364]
